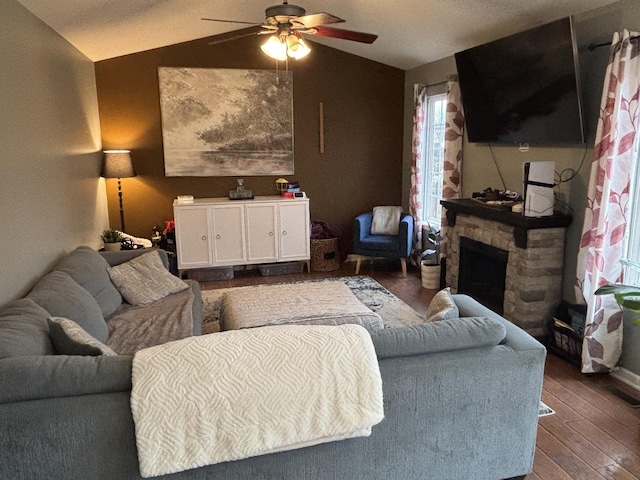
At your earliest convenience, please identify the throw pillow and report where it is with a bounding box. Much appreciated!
[108,250,188,306]
[370,206,403,235]
[27,270,109,343]
[48,317,117,356]
[426,287,459,322]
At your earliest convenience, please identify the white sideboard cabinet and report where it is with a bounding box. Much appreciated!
[173,196,310,271]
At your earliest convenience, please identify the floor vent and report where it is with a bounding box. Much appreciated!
[606,386,640,408]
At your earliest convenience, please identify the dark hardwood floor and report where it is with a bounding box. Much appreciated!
[197,259,640,480]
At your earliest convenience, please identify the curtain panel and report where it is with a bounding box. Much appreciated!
[409,84,428,263]
[576,31,640,373]
[440,75,465,257]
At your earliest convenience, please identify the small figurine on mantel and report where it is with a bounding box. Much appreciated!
[229,178,254,200]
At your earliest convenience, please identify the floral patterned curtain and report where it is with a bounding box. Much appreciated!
[409,84,428,262]
[576,31,640,373]
[440,75,465,257]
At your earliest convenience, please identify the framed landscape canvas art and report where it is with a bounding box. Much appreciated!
[158,67,294,177]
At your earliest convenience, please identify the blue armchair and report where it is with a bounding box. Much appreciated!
[353,211,414,277]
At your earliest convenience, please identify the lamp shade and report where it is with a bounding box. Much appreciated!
[101,150,136,178]
[289,37,311,59]
[261,35,287,61]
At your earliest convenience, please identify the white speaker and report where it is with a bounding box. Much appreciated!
[523,161,555,217]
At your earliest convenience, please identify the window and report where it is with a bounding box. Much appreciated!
[623,134,640,284]
[421,93,447,227]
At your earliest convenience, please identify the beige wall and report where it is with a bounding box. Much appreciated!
[0,0,107,306]
[402,1,639,304]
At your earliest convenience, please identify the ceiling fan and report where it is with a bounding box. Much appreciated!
[202,1,378,60]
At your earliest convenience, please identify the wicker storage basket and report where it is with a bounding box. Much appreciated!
[310,238,340,272]
[420,261,441,289]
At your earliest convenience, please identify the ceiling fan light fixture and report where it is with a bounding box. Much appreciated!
[287,35,311,59]
[261,34,287,60]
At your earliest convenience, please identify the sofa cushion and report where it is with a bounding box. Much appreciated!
[27,271,109,343]
[0,355,133,404]
[48,317,117,356]
[0,298,56,359]
[108,250,188,306]
[359,234,401,252]
[426,287,459,322]
[54,246,123,318]
[371,316,507,360]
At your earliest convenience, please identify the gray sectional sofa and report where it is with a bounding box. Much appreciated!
[0,246,545,480]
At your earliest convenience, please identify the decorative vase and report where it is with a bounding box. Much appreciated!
[103,242,121,252]
[420,260,441,289]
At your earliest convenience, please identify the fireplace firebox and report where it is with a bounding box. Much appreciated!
[458,237,508,314]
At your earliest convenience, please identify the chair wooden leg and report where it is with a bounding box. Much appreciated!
[355,255,362,275]
[400,258,407,277]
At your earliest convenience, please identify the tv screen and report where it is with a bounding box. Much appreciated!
[455,17,584,144]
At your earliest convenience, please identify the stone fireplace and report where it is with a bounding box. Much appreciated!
[442,199,571,337]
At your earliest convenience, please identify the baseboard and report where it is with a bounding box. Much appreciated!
[611,366,640,391]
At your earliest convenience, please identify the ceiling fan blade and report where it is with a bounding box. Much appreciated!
[293,12,344,28]
[201,17,259,26]
[312,26,378,44]
[206,26,265,46]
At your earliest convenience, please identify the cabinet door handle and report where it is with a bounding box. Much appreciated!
[282,231,287,235]
[201,236,207,241]
[269,232,273,236]
[216,234,221,239]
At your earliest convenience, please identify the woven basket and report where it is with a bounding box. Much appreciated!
[420,261,441,289]
[310,238,340,272]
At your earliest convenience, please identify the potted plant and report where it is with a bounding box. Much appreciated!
[595,259,640,373]
[420,224,441,289]
[101,229,123,252]
[595,259,640,321]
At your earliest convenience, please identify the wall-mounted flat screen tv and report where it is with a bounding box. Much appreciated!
[455,17,585,144]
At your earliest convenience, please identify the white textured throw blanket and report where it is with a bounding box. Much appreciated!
[131,324,384,478]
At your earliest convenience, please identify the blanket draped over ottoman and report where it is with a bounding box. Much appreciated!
[130,324,384,478]
[220,281,384,332]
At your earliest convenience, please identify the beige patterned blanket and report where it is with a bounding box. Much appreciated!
[130,324,384,478]
[220,281,383,332]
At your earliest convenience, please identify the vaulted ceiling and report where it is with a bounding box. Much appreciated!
[16,0,618,69]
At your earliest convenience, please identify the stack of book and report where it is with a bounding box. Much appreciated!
[286,180,300,193]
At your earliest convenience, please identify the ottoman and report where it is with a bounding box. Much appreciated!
[220,281,384,332]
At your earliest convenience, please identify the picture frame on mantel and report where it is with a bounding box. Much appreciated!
[158,67,294,177]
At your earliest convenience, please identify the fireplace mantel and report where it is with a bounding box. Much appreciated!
[441,199,572,248]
